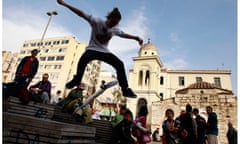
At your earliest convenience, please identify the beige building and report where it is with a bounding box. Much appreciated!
[127,40,237,143]
[9,36,101,97]
[2,51,18,82]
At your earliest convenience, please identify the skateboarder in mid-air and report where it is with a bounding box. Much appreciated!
[57,0,143,98]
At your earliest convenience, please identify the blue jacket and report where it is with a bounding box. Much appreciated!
[16,56,39,78]
[206,112,218,135]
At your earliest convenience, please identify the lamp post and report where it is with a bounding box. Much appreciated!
[40,11,58,44]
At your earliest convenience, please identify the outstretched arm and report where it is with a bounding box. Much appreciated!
[120,33,143,46]
[57,0,88,21]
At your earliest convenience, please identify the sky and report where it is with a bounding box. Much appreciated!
[2,0,238,95]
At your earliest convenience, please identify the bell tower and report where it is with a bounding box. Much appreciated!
[127,39,163,123]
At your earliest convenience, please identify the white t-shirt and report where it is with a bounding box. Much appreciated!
[85,14,125,53]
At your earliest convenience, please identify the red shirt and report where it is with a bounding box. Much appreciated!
[20,57,33,74]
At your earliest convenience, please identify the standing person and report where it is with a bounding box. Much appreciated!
[133,105,151,144]
[162,109,180,144]
[14,49,39,88]
[112,109,137,144]
[57,0,143,98]
[179,104,197,144]
[152,128,160,141]
[50,90,62,105]
[193,108,207,144]
[111,105,128,127]
[226,121,237,144]
[206,106,218,144]
[29,73,51,104]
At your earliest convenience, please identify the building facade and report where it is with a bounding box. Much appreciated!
[8,36,101,97]
[127,40,237,143]
[2,51,18,82]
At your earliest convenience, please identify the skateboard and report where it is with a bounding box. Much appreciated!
[74,80,118,113]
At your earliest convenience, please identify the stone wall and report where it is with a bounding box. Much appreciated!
[151,93,237,144]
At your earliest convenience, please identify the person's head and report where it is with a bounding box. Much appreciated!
[138,105,148,117]
[206,106,213,115]
[56,90,61,96]
[123,109,133,123]
[77,83,85,90]
[186,104,192,113]
[119,105,127,115]
[180,110,186,116]
[165,109,174,120]
[193,108,199,116]
[106,7,121,28]
[228,121,233,128]
[31,49,39,57]
[42,73,49,82]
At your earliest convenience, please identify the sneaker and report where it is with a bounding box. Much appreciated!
[66,78,79,89]
[122,88,137,98]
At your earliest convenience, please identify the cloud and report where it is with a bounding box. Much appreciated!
[3,11,73,52]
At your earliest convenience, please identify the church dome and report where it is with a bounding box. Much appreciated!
[139,39,159,57]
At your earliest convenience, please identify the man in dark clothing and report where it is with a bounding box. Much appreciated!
[14,49,39,88]
[227,121,237,144]
[193,108,207,144]
[179,104,197,144]
[206,106,218,144]
[112,109,137,144]
[29,73,51,104]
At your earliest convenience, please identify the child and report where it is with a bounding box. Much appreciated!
[57,0,143,98]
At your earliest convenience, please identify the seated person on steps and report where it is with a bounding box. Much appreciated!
[29,73,51,104]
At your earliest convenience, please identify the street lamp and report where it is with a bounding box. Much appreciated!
[40,11,58,43]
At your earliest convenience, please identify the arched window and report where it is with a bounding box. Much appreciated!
[139,70,143,86]
[145,70,150,86]
[160,76,164,85]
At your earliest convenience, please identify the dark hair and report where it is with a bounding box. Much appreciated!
[57,90,61,94]
[193,108,199,114]
[186,104,192,112]
[107,7,121,20]
[165,109,174,116]
[124,109,133,118]
[31,49,39,53]
[138,105,148,116]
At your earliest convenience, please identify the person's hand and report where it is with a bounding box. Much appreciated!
[137,37,143,45]
[57,0,65,5]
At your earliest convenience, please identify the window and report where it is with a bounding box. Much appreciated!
[40,57,46,61]
[56,56,64,61]
[20,50,26,54]
[160,93,163,101]
[47,56,55,61]
[160,76,164,85]
[179,76,185,86]
[196,77,203,83]
[23,43,28,47]
[145,70,150,86]
[139,71,143,86]
[61,40,70,44]
[214,77,222,88]
[31,43,36,47]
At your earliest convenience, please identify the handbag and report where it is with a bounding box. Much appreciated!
[142,134,151,143]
